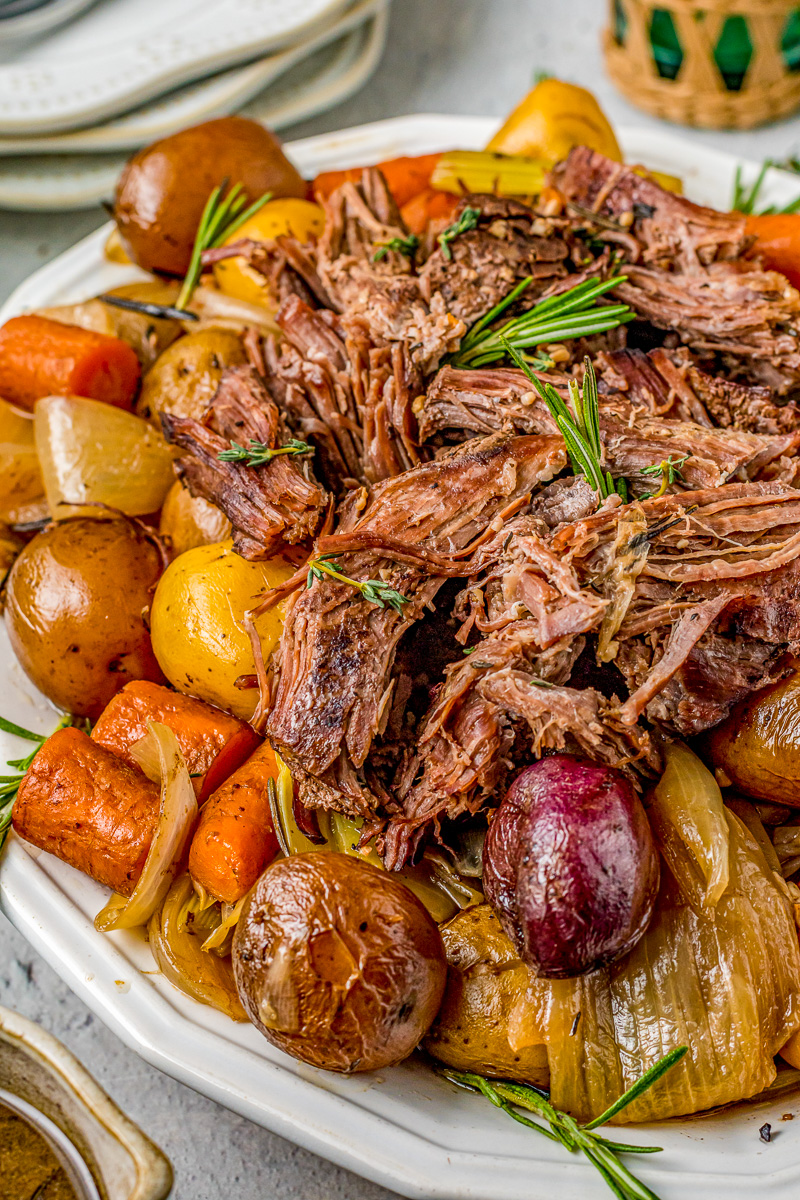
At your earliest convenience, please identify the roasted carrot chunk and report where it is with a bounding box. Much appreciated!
[400,187,460,235]
[12,726,159,895]
[0,314,140,412]
[188,741,280,904]
[91,681,260,802]
[313,152,445,208]
[745,213,800,290]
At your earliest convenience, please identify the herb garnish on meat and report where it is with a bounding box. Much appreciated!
[373,234,419,262]
[437,206,481,260]
[217,438,314,468]
[441,1045,687,1200]
[639,453,690,499]
[306,554,410,613]
[450,274,633,368]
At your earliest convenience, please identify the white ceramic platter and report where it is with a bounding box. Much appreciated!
[0,0,384,155]
[0,0,355,136]
[2,115,800,1200]
[0,7,388,211]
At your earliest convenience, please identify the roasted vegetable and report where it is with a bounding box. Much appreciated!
[91,680,260,803]
[213,198,325,307]
[399,187,460,235]
[38,281,184,370]
[0,397,45,526]
[149,540,294,720]
[744,213,800,290]
[486,77,621,162]
[136,328,246,424]
[424,905,549,1086]
[113,116,307,276]
[429,151,549,198]
[188,740,280,904]
[158,481,231,556]
[0,315,140,412]
[707,675,800,806]
[233,853,447,1072]
[312,152,444,206]
[543,811,800,1123]
[483,756,659,977]
[12,726,159,894]
[4,517,166,719]
[148,873,247,1020]
[34,393,175,518]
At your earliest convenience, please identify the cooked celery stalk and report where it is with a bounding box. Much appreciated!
[429,150,549,197]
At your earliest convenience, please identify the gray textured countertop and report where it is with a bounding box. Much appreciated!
[3,1,800,1196]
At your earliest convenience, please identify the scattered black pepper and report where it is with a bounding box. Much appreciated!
[760,1122,772,1143]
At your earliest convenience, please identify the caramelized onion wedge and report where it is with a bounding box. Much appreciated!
[647,741,730,907]
[95,721,197,932]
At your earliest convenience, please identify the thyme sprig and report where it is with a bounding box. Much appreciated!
[502,340,626,504]
[732,160,800,215]
[450,274,633,369]
[306,554,409,613]
[0,713,77,852]
[440,1045,687,1200]
[177,179,273,309]
[217,438,314,468]
[438,206,481,260]
[639,454,690,499]
[373,234,419,262]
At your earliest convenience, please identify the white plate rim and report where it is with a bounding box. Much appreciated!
[2,114,800,1200]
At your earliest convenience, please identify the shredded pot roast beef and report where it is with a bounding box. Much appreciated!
[164,160,800,866]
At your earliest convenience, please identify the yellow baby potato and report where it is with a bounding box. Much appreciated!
[213,198,325,307]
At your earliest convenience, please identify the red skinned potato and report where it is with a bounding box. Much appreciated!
[483,756,659,978]
[233,853,447,1072]
[113,116,307,276]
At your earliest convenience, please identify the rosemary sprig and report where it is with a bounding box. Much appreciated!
[639,454,689,500]
[441,1045,687,1200]
[373,234,419,262]
[177,179,273,310]
[0,713,76,852]
[502,340,625,504]
[306,553,409,614]
[217,438,314,468]
[732,160,800,215]
[97,293,199,322]
[438,206,481,260]
[450,274,633,369]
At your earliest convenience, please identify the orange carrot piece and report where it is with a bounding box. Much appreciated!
[91,681,261,802]
[188,741,280,904]
[13,726,160,895]
[313,152,445,208]
[745,213,800,290]
[0,314,140,412]
[400,187,460,236]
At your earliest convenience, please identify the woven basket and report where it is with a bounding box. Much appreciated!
[604,0,800,129]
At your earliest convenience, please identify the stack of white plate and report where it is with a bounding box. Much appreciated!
[0,0,389,210]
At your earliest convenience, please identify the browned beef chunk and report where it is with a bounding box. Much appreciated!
[160,365,327,559]
[267,433,567,816]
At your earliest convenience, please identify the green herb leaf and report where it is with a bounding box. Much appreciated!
[438,206,481,261]
[373,234,420,262]
[439,1045,687,1200]
[217,438,314,468]
[177,180,273,310]
[639,454,690,499]
[731,159,800,215]
[306,555,409,614]
[451,274,633,369]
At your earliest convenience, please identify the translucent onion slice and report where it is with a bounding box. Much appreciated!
[0,397,45,524]
[647,740,730,906]
[95,721,197,932]
[543,811,800,1123]
[186,285,280,337]
[148,873,246,1020]
[34,393,175,519]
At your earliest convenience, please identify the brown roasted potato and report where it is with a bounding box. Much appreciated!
[707,674,800,807]
[4,517,166,719]
[113,116,307,276]
[38,281,183,370]
[233,853,448,1073]
[158,481,231,556]
[424,904,550,1086]
[137,327,246,424]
